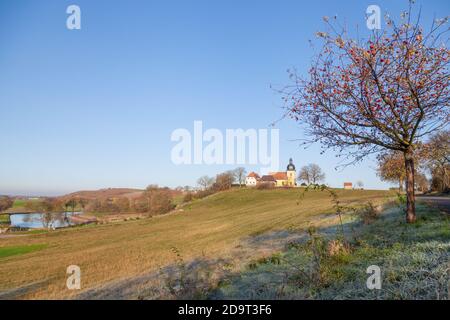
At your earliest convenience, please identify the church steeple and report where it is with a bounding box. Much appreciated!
[287,158,295,171]
[286,158,296,187]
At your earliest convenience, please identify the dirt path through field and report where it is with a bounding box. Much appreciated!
[417,196,450,214]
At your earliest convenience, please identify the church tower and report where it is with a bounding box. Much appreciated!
[286,158,296,187]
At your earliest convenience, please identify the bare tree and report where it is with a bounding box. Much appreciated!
[65,199,77,213]
[282,4,450,222]
[298,164,325,184]
[356,181,364,189]
[146,184,159,191]
[197,175,214,190]
[298,166,311,184]
[309,164,326,184]
[213,172,234,191]
[233,167,247,187]
[0,196,13,212]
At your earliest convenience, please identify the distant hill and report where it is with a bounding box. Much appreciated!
[59,188,145,201]
[59,187,183,202]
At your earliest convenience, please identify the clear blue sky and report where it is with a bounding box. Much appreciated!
[0,0,448,196]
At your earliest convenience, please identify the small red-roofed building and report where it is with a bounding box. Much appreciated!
[245,172,260,187]
[344,182,353,190]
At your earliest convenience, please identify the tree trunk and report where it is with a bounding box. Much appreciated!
[404,151,416,223]
[398,178,403,192]
[442,167,449,192]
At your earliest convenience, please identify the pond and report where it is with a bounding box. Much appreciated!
[9,212,83,229]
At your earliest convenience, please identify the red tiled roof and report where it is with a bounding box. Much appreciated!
[247,172,260,179]
[344,182,353,186]
[270,172,288,180]
[261,175,276,182]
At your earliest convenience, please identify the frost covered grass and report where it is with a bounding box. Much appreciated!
[215,204,450,300]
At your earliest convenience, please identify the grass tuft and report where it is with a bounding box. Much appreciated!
[0,244,47,259]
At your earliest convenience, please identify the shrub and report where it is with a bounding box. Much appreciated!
[0,196,13,212]
[149,189,175,215]
[85,199,102,212]
[212,172,234,191]
[248,254,282,270]
[327,239,352,260]
[164,247,214,299]
[195,189,215,199]
[113,197,130,212]
[24,198,53,212]
[256,182,275,190]
[355,201,381,224]
[99,198,121,213]
[131,196,148,213]
[397,194,407,205]
[183,192,193,203]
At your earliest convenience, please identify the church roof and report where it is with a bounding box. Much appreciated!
[270,172,288,180]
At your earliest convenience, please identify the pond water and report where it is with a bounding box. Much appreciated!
[9,212,82,229]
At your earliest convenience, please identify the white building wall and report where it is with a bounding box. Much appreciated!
[246,177,257,186]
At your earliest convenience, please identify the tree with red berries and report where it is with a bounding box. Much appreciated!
[283,3,449,223]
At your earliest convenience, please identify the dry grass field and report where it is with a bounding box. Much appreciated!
[0,188,392,299]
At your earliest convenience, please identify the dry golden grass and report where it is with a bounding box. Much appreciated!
[0,188,391,299]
